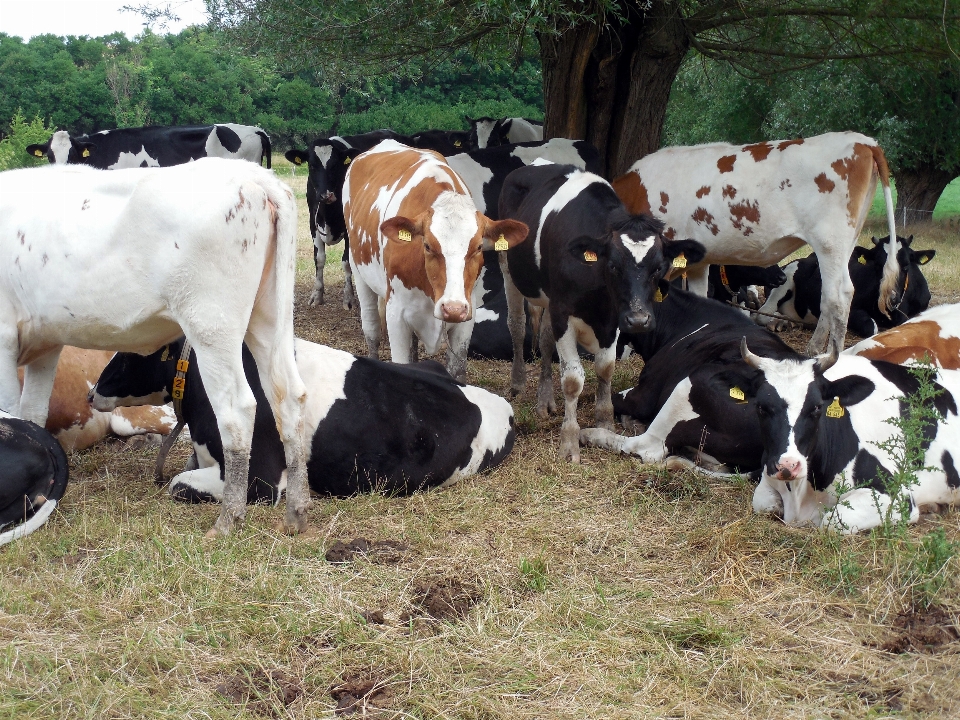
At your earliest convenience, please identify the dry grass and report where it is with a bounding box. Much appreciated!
[2,159,960,719]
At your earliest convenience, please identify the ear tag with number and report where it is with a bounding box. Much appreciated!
[729,386,746,403]
[494,234,509,251]
[398,229,412,242]
[857,254,867,265]
[584,250,598,263]
[919,255,930,264]
[82,149,90,158]
[826,397,844,418]
[33,149,43,157]
[672,253,687,269]
[654,288,664,302]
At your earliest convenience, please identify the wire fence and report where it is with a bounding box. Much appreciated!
[896,206,936,228]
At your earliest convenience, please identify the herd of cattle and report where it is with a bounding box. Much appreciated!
[1,115,957,548]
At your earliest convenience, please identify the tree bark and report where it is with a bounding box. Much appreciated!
[539,1,689,178]
[893,163,955,227]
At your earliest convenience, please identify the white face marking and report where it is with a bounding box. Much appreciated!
[620,232,655,265]
[475,120,496,149]
[49,131,73,164]
[314,145,333,169]
[428,191,479,313]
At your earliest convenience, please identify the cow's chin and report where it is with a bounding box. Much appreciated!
[91,391,168,412]
[770,474,831,528]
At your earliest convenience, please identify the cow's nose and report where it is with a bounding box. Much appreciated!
[776,458,802,481]
[441,302,469,323]
[622,311,652,333]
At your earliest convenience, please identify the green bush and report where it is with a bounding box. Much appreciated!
[0,110,54,171]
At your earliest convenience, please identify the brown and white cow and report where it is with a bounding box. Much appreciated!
[18,347,176,451]
[343,140,528,380]
[612,132,899,357]
[845,304,960,369]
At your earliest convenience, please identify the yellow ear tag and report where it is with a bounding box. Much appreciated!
[654,288,664,302]
[454,140,462,147]
[729,386,746,403]
[857,254,867,265]
[33,149,43,157]
[294,157,302,165]
[919,255,929,265]
[344,156,351,165]
[826,397,844,418]
[82,149,90,158]
[398,229,412,242]
[494,234,509,252]
[160,346,170,362]
[672,253,687,269]
[584,250,598,262]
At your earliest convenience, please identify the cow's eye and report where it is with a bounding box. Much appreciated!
[423,241,436,255]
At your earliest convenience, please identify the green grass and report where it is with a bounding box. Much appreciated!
[869,176,960,221]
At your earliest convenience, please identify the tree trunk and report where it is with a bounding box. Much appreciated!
[539,1,689,179]
[893,164,955,227]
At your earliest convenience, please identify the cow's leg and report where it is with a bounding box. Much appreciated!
[445,318,475,383]
[385,303,414,365]
[821,488,917,534]
[354,274,382,359]
[594,342,617,432]
[753,475,784,516]
[554,318,583,461]
[0,323,22,416]
[308,239,326,307]
[499,254,528,396]
[18,346,63,427]
[191,343,258,536]
[536,308,557,418]
[341,238,356,311]
[809,250,854,356]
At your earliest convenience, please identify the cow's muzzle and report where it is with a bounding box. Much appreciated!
[321,190,337,205]
[776,458,803,482]
[621,310,653,333]
[441,302,470,323]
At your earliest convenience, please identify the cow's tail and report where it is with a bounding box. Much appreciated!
[871,144,899,317]
[0,500,57,547]
[258,131,272,169]
[262,172,298,381]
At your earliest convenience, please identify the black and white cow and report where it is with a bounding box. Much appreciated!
[498,163,705,461]
[467,117,544,149]
[26,124,271,169]
[409,129,473,156]
[582,286,797,471]
[707,263,787,310]
[758,235,934,337]
[92,338,516,502]
[0,411,70,546]
[725,342,960,532]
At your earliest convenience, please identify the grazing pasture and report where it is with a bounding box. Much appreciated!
[1,159,958,719]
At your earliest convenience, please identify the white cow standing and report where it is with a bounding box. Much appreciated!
[0,159,309,537]
[612,132,900,356]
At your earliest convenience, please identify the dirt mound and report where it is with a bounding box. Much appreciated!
[330,671,394,716]
[877,606,960,654]
[409,576,482,621]
[214,668,302,717]
[325,537,408,564]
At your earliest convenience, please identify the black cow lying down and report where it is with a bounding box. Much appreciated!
[758,235,934,337]
[0,411,70,546]
[92,339,515,503]
[584,287,795,472]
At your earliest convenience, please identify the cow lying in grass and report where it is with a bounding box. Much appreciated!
[0,411,69,546]
[758,235,934,337]
[92,339,516,503]
[846,304,960,369]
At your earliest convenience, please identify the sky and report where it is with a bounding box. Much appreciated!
[0,0,208,40]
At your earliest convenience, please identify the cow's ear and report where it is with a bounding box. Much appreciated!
[481,217,528,252]
[25,144,46,158]
[341,148,363,167]
[284,149,308,166]
[852,246,871,266]
[381,216,423,244]
[911,249,936,265]
[871,236,880,246]
[822,374,875,408]
[75,140,95,158]
[663,238,706,266]
[712,367,762,402]
[568,235,609,265]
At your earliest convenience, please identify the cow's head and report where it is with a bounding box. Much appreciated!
[863,235,935,322]
[26,130,96,165]
[727,340,877,526]
[466,116,508,150]
[285,139,359,245]
[381,191,528,323]
[89,341,183,411]
[577,215,705,334]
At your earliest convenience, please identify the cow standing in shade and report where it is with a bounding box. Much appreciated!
[344,140,528,381]
[27,124,271,168]
[613,132,900,356]
[93,338,516,503]
[467,117,544,148]
[498,163,705,461]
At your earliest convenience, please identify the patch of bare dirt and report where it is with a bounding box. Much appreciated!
[360,609,386,624]
[325,537,409,564]
[213,668,303,717]
[407,575,482,621]
[875,606,960,654]
[330,671,394,716]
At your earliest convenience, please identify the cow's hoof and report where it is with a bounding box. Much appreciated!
[535,403,552,419]
[308,289,324,307]
[274,517,308,536]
